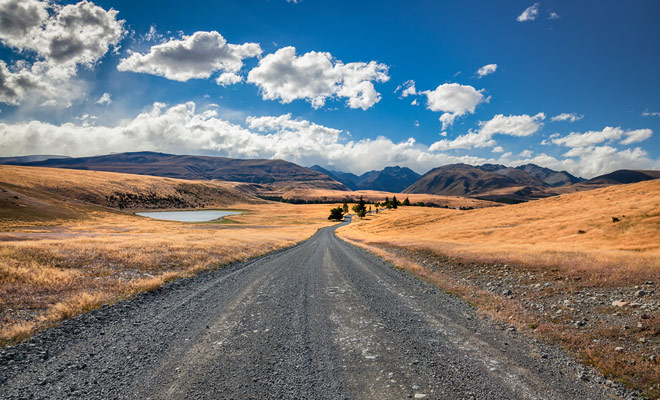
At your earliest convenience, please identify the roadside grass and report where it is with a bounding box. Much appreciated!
[0,167,337,345]
[337,179,660,397]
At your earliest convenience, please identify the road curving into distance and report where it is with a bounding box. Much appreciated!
[0,217,627,399]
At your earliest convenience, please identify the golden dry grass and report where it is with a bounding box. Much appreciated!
[0,166,336,345]
[338,179,660,283]
[337,179,660,397]
[259,187,500,208]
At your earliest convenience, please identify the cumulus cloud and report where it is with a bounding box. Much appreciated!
[420,83,488,130]
[0,101,494,175]
[552,126,653,147]
[2,102,657,178]
[517,3,540,22]
[117,31,261,83]
[548,12,560,20]
[216,72,243,87]
[551,112,583,122]
[429,113,545,151]
[247,46,389,110]
[476,64,497,78]
[519,149,533,157]
[96,92,112,105]
[0,0,124,105]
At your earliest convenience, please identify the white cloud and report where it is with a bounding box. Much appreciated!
[551,112,583,122]
[96,92,112,105]
[642,110,660,117]
[421,83,487,130]
[117,31,261,83]
[519,149,533,157]
[396,80,417,97]
[247,46,389,110]
[476,64,497,78]
[429,113,545,151]
[517,3,540,22]
[479,112,545,136]
[0,101,493,175]
[548,12,560,20]
[0,0,124,105]
[411,99,418,106]
[492,146,505,153]
[413,120,420,127]
[2,102,657,178]
[552,126,653,147]
[216,72,243,87]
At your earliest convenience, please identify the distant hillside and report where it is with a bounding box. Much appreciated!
[310,165,421,192]
[404,162,660,201]
[0,165,259,221]
[9,152,348,191]
[403,164,523,197]
[0,155,70,164]
[514,164,583,187]
[583,169,660,185]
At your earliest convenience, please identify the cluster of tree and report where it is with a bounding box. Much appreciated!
[374,196,410,210]
[329,195,416,221]
[259,196,342,204]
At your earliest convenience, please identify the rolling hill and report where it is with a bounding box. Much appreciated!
[0,165,259,221]
[7,152,348,191]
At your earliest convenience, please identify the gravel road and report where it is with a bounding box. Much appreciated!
[0,217,629,399]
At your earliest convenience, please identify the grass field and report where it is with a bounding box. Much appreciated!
[0,166,337,345]
[230,186,500,208]
[337,179,660,397]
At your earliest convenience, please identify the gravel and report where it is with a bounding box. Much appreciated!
[0,218,631,399]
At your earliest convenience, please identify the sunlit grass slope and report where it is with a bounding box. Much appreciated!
[338,179,660,282]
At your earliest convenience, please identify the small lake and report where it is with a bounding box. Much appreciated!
[135,210,241,222]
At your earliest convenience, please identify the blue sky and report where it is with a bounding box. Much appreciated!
[0,0,659,177]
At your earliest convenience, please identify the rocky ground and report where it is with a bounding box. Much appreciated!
[369,244,659,398]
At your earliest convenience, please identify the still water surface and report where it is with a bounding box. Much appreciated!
[136,210,241,222]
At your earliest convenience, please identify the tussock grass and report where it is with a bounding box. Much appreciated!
[337,179,660,397]
[338,180,660,285]
[0,166,335,345]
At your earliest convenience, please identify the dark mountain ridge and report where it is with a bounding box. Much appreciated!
[310,165,421,193]
[8,152,348,190]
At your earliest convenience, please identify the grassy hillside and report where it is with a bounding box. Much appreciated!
[340,179,660,273]
[0,166,336,346]
[0,165,258,223]
[337,180,660,396]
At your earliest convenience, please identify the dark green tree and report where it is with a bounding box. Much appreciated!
[392,195,398,209]
[342,198,349,214]
[351,195,367,218]
[403,197,410,206]
[328,206,344,221]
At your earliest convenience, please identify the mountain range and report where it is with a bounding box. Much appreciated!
[310,165,421,193]
[7,152,347,191]
[3,152,660,201]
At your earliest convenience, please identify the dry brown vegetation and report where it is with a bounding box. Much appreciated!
[240,187,499,208]
[0,166,334,345]
[337,179,660,397]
